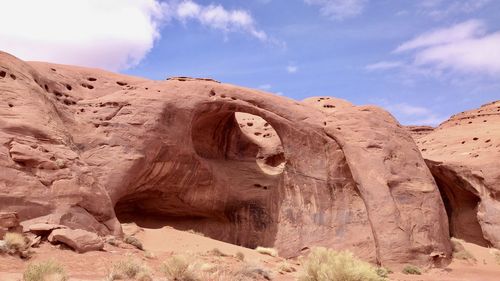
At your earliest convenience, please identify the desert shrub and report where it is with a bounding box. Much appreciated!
[105,236,119,247]
[124,235,143,250]
[450,238,476,263]
[235,251,245,261]
[161,255,199,281]
[236,263,272,280]
[23,261,68,281]
[107,257,151,281]
[199,265,236,281]
[298,247,385,281]
[375,267,391,278]
[402,265,421,275]
[278,261,295,273]
[0,240,7,253]
[255,246,278,257]
[208,248,227,257]
[4,232,27,252]
[490,249,500,265]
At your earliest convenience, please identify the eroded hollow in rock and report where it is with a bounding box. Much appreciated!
[427,161,490,246]
[114,111,285,249]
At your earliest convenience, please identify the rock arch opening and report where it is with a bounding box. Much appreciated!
[426,161,490,246]
[114,110,286,249]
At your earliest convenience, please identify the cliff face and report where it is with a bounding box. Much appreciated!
[414,101,500,248]
[0,51,452,266]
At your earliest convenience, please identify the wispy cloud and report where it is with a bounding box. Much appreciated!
[397,20,500,76]
[369,20,500,78]
[386,103,430,116]
[394,20,486,52]
[304,0,368,20]
[418,0,492,18]
[258,84,272,90]
[169,0,268,41]
[365,61,404,71]
[383,102,446,126]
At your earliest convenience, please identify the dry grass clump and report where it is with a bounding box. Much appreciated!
[161,255,199,281]
[255,246,278,257]
[235,263,272,280]
[107,257,151,281]
[124,235,144,250]
[402,265,421,275]
[199,262,272,281]
[375,267,392,278]
[298,247,385,281]
[451,238,476,263]
[208,248,227,257]
[278,261,296,273]
[23,261,68,281]
[4,232,27,252]
[489,249,500,265]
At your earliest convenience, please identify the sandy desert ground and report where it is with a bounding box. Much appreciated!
[1,222,499,281]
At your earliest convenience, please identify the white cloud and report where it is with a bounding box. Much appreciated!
[287,65,299,73]
[396,20,500,75]
[171,1,268,41]
[384,102,446,126]
[0,0,166,71]
[0,0,271,71]
[394,20,486,52]
[365,61,404,71]
[304,0,367,20]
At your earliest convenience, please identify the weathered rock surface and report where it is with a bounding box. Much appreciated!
[0,212,20,238]
[414,101,500,248]
[0,51,455,265]
[48,228,104,253]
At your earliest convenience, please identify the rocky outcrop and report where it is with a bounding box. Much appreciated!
[415,101,500,248]
[0,51,452,265]
[0,212,21,238]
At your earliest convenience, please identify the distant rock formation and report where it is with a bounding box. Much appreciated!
[0,51,459,266]
[414,101,500,249]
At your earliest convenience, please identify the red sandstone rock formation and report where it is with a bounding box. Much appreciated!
[0,51,453,266]
[414,101,500,249]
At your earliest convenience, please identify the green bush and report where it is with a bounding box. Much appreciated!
[298,247,385,281]
[402,265,421,275]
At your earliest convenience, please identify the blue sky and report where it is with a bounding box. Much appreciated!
[1,0,499,125]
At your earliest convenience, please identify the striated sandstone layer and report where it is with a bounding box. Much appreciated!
[414,101,500,248]
[0,51,452,266]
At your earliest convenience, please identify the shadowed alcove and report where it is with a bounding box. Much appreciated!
[114,108,286,249]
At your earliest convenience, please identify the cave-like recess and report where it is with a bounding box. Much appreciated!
[114,111,286,249]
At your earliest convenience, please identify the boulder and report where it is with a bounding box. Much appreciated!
[48,229,104,253]
[25,223,68,236]
[0,212,21,238]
